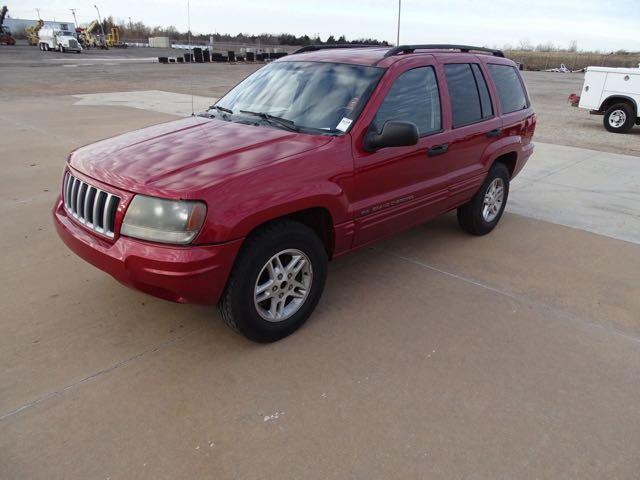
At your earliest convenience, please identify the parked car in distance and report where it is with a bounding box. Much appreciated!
[53,44,536,342]
[39,27,82,53]
[577,65,640,133]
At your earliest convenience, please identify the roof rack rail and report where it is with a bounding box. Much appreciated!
[384,44,504,58]
[292,44,382,54]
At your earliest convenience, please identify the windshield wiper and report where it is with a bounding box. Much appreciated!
[211,105,234,114]
[239,110,299,132]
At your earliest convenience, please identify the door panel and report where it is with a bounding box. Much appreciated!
[351,63,455,247]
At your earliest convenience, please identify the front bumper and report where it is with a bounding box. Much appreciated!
[53,196,242,305]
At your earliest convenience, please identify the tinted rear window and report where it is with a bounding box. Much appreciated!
[444,63,490,127]
[487,64,528,114]
[471,64,493,118]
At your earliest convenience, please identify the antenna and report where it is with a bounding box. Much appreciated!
[187,0,194,116]
[396,0,401,46]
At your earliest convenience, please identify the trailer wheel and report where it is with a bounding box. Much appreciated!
[604,103,635,133]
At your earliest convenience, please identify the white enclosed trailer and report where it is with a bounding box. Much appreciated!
[578,66,640,133]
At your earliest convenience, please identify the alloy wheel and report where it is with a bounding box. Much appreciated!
[482,177,505,222]
[254,249,313,322]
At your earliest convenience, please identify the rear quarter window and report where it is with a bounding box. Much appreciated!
[487,64,528,114]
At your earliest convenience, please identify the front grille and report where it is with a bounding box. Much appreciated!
[69,39,78,49]
[63,172,120,238]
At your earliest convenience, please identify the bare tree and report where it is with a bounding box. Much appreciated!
[517,39,533,51]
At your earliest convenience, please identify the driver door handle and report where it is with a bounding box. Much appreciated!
[486,128,502,138]
[427,144,449,157]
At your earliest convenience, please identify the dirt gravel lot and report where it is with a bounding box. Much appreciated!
[1,44,639,479]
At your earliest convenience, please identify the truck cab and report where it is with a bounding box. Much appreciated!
[39,27,82,53]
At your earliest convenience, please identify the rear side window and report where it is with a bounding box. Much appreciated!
[471,64,493,118]
[487,64,528,113]
[444,64,493,127]
[373,66,441,135]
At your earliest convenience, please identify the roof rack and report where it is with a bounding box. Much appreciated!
[292,44,382,54]
[384,44,504,58]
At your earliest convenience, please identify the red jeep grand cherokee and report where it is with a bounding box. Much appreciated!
[53,44,535,342]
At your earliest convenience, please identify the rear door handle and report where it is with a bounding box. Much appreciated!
[486,128,502,138]
[427,144,449,156]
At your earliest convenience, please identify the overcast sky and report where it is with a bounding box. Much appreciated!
[11,0,640,51]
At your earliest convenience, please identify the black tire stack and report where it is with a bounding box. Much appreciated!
[193,47,203,63]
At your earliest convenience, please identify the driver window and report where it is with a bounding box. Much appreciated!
[373,67,441,135]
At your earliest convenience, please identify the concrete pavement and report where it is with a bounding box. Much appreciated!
[1,83,639,478]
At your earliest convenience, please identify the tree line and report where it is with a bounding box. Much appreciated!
[95,16,389,46]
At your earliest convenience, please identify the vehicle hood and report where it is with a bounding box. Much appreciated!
[69,117,333,198]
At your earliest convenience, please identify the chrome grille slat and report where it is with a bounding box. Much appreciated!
[65,174,73,208]
[83,186,93,224]
[103,193,112,234]
[92,189,101,228]
[63,172,120,239]
[63,173,70,207]
[70,177,79,213]
[75,181,84,216]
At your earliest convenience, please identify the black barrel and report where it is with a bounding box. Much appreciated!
[227,51,236,62]
[183,52,193,62]
[158,56,169,64]
[203,49,210,62]
[176,56,184,63]
[246,51,255,62]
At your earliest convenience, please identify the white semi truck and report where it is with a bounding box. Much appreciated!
[577,66,639,133]
[38,27,82,53]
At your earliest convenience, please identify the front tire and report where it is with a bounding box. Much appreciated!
[219,220,328,342]
[603,103,635,133]
[457,162,510,235]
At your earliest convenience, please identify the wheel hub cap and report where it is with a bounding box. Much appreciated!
[482,178,505,222]
[254,249,313,322]
[609,110,626,128]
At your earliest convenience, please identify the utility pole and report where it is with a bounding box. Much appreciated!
[70,9,78,28]
[396,0,401,46]
[94,4,106,43]
[128,16,132,29]
[36,8,41,20]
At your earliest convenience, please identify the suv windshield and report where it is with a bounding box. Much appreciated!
[213,61,384,134]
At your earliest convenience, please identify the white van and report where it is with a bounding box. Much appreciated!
[578,66,639,133]
[38,27,82,53]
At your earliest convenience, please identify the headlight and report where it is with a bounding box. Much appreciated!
[121,195,207,244]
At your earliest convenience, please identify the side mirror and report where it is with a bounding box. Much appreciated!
[364,121,419,151]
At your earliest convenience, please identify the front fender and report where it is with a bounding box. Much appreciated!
[194,137,354,244]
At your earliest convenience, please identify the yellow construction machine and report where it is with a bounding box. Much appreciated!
[106,26,127,48]
[25,19,44,46]
[76,20,106,49]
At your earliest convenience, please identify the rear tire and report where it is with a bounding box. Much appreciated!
[457,162,510,235]
[603,103,635,133]
[219,220,328,343]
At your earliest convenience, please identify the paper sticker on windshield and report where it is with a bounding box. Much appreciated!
[336,117,353,132]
